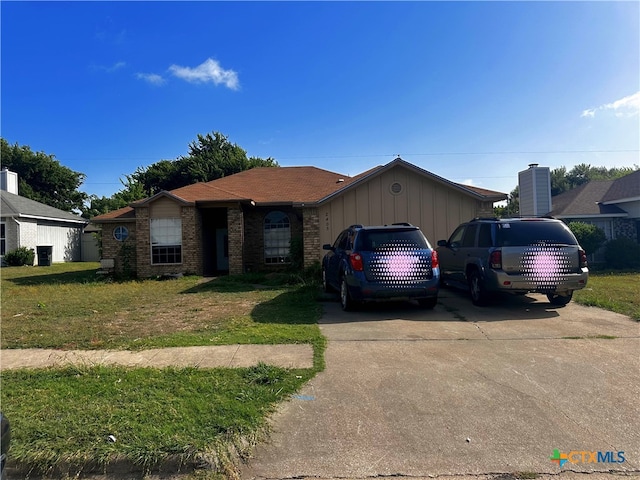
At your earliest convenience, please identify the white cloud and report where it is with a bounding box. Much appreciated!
[135,73,166,86]
[168,58,239,90]
[461,179,475,186]
[92,61,126,73]
[581,91,640,118]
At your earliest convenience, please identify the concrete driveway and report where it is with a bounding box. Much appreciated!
[241,288,640,479]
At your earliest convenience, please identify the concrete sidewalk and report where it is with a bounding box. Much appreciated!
[0,344,314,370]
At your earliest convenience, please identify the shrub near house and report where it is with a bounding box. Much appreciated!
[3,247,35,266]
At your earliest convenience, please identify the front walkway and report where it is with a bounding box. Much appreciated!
[0,344,314,370]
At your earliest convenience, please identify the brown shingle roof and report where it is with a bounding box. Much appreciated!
[91,204,136,221]
[197,166,355,204]
[601,170,640,203]
[549,180,627,217]
[92,160,508,221]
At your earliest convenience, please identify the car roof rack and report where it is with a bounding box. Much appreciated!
[469,217,499,222]
[391,222,413,226]
[348,224,364,229]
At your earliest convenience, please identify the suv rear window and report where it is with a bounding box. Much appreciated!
[356,229,430,251]
[496,221,578,246]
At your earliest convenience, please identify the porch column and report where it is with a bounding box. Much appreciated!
[302,207,320,268]
[227,206,244,275]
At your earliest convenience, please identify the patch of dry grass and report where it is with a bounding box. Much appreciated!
[1,263,322,350]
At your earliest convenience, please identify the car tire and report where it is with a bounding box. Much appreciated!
[547,291,573,306]
[340,276,356,311]
[322,268,331,293]
[418,297,438,309]
[468,270,489,306]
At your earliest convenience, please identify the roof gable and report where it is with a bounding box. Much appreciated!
[0,191,87,224]
[317,158,507,204]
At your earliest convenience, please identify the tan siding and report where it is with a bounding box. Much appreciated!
[369,176,383,225]
[408,174,422,229]
[314,164,494,262]
[149,198,181,218]
[342,189,357,226]
[331,197,345,235]
[355,184,370,225]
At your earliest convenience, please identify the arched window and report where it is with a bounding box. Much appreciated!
[264,211,291,264]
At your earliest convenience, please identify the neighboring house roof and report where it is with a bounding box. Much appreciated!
[601,170,640,204]
[92,159,507,221]
[0,190,87,224]
[548,180,629,218]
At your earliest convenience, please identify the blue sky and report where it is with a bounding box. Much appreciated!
[2,1,639,199]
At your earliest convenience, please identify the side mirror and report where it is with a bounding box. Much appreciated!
[437,240,448,247]
[322,244,334,251]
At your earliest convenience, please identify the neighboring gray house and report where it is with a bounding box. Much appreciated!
[1,169,88,264]
[547,170,640,242]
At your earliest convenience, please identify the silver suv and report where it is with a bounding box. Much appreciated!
[436,217,588,306]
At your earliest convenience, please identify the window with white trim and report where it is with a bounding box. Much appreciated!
[151,218,182,264]
[264,211,290,264]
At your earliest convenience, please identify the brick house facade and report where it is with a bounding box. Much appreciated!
[93,158,506,278]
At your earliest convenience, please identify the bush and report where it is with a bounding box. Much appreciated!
[604,237,640,270]
[289,236,304,272]
[568,222,607,256]
[4,246,35,266]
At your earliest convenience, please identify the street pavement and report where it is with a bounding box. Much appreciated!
[240,289,640,479]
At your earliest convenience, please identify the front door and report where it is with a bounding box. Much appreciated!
[216,228,229,271]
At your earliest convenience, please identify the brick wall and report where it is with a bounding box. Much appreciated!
[100,222,137,276]
[242,207,303,272]
[303,207,320,267]
[135,207,151,277]
[17,218,38,253]
[181,206,202,276]
[613,218,637,241]
[134,205,203,278]
[476,201,495,218]
[3,219,19,254]
[228,207,244,275]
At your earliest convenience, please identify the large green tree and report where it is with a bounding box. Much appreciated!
[84,131,278,217]
[134,132,278,195]
[82,174,148,219]
[1,138,87,213]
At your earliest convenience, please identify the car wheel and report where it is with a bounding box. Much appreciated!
[547,291,573,306]
[468,270,489,306]
[418,297,438,309]
[322,268,331,293]
[340,277,356,311]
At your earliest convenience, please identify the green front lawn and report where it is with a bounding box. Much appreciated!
[574,271,640,320]
[1,263,325,477]
[1,263,324,352]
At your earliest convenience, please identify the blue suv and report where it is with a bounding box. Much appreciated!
[322,223,440,311]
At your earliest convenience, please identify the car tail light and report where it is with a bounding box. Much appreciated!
[489,250,502,269]
[431,250,439,269]
[350,252,364,271]
[579,249,588,268]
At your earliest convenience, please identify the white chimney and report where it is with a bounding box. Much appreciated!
[518,164,551,217]
[0,168,19,195]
